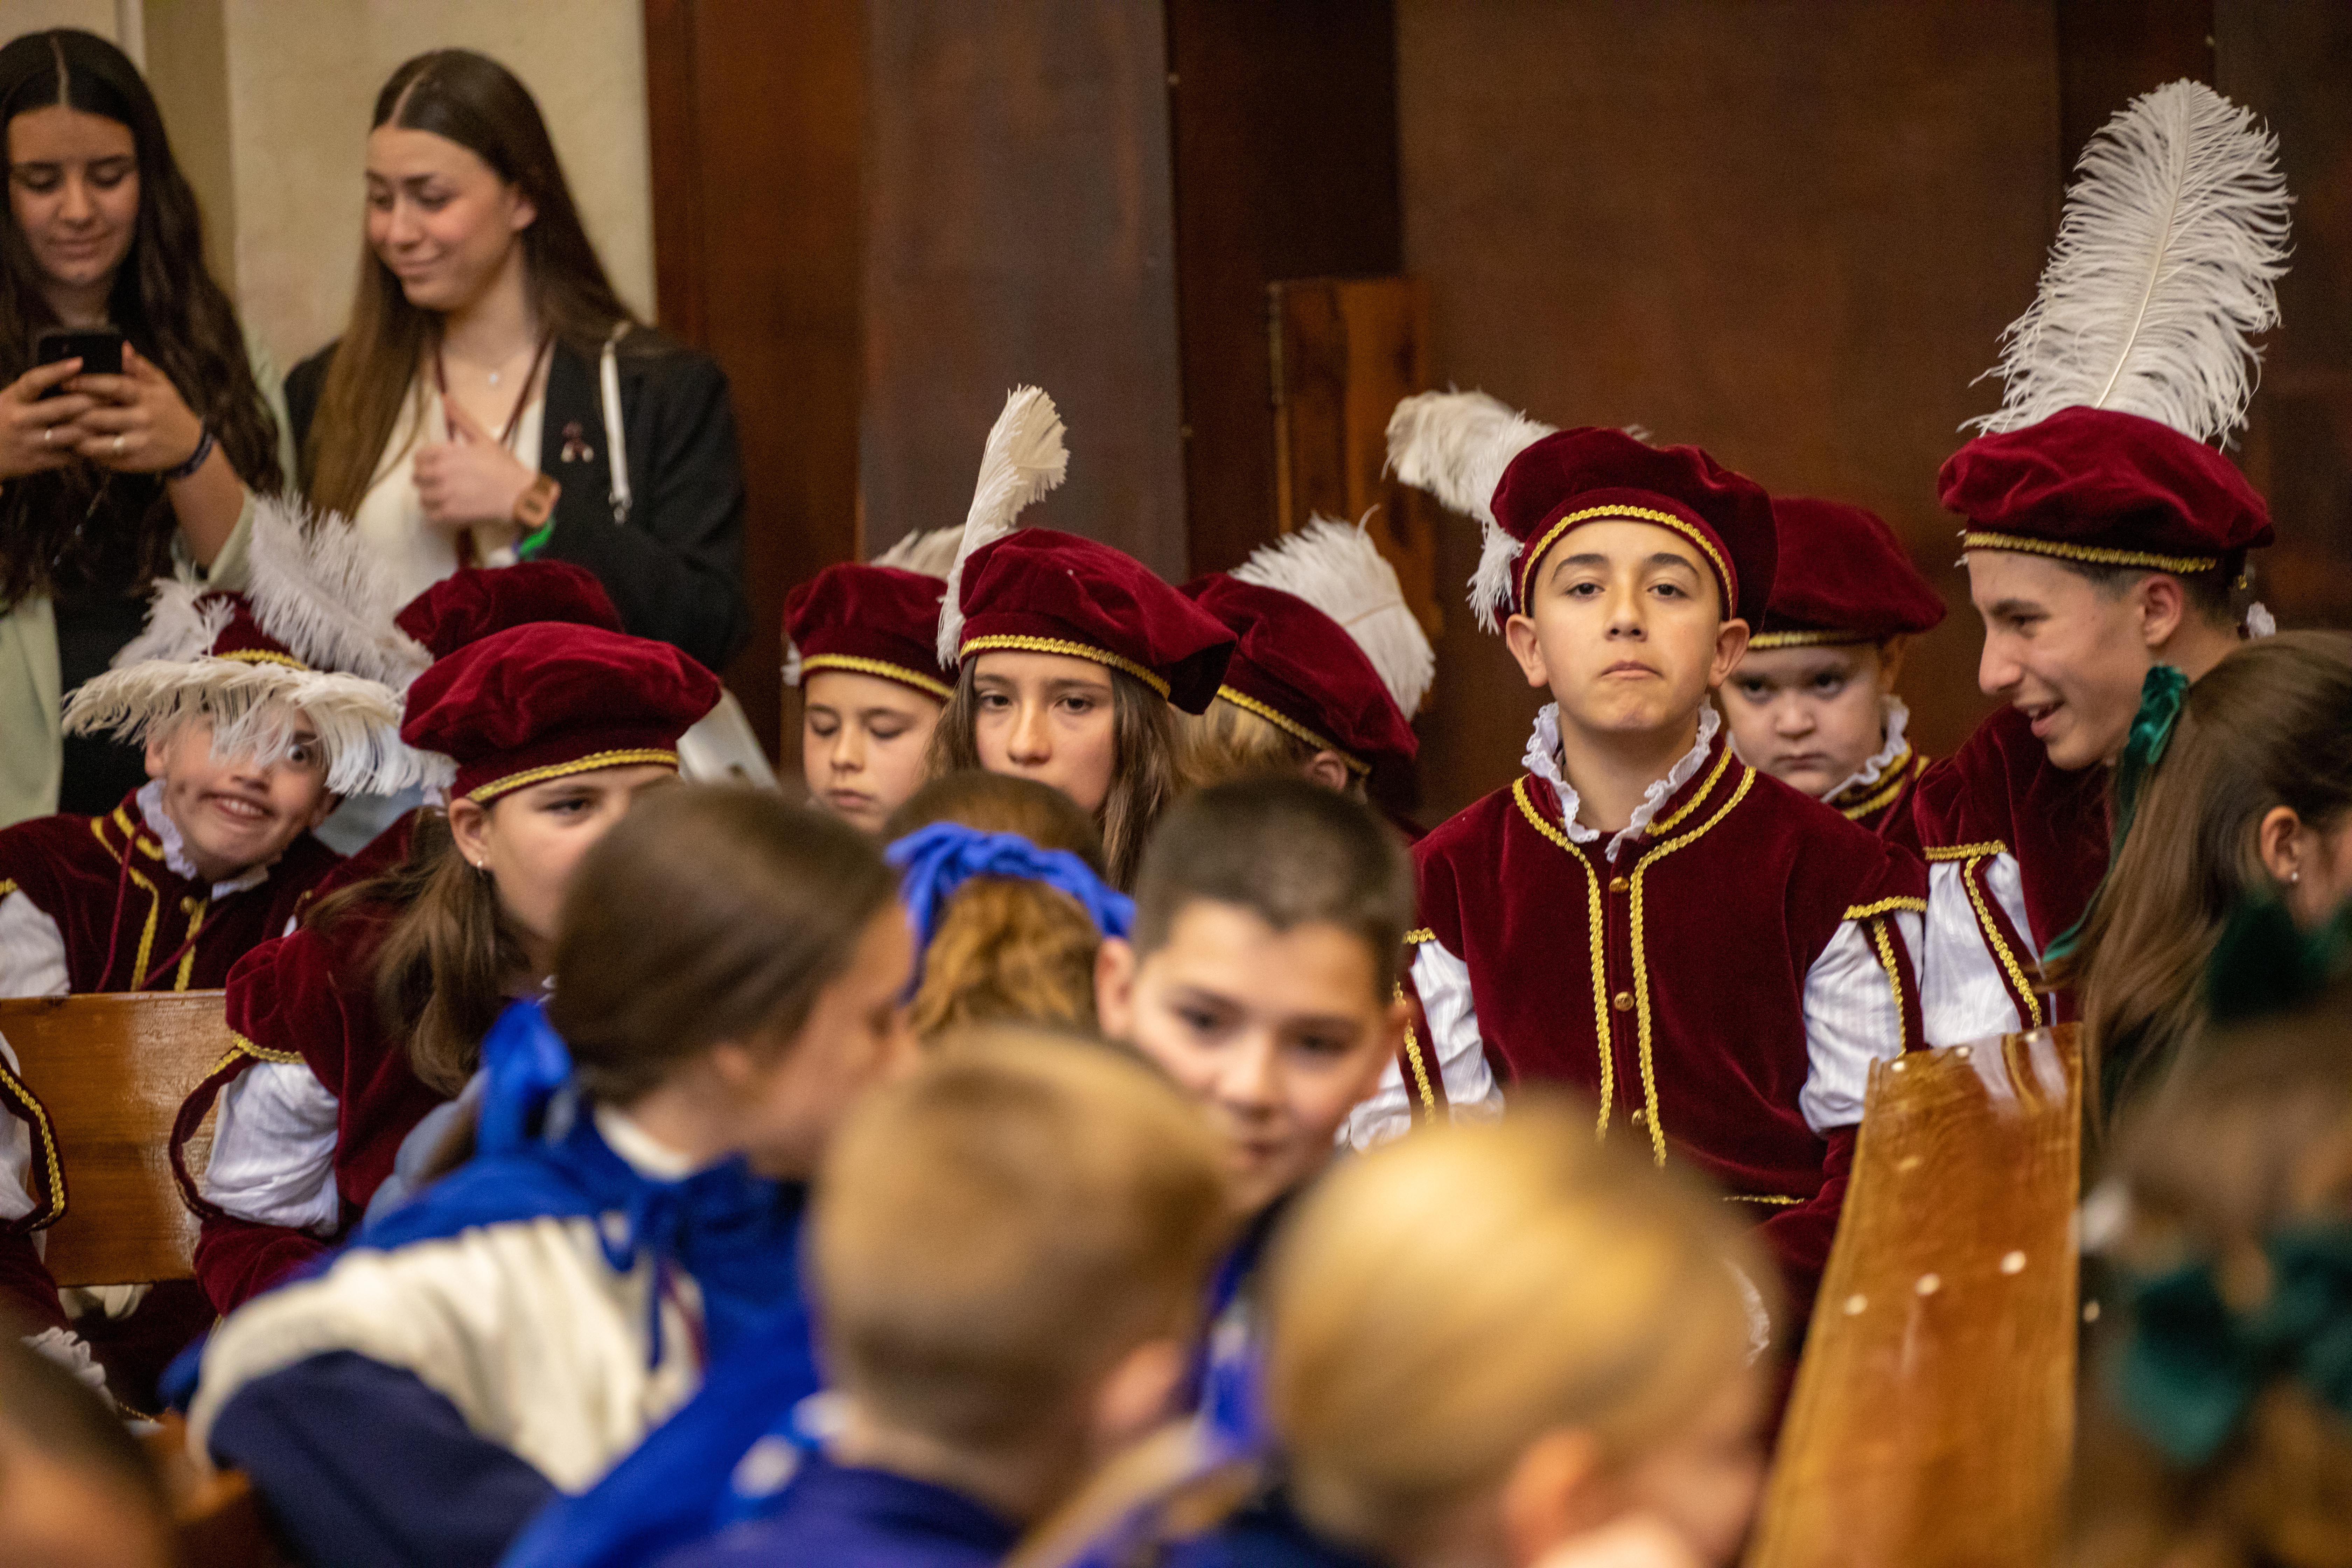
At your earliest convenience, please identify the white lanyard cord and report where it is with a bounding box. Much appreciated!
[600,324,632,524]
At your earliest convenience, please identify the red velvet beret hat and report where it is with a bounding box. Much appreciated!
[1184,575,1418,773]
[1753,497,1947,648]
[950,529,1236,714]
[394,562,624,660]
[400,623,720,802]
[1938,407,2273,575]
[783,564,954,702]
[1491,428,1778,628]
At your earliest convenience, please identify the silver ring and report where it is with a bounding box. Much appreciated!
[112,434,125,456]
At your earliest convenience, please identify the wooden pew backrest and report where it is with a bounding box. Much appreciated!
[1,992,233,1287]
[1747,1023,2081,1568]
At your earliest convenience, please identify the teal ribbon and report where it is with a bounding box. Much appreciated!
[2043,665,2188,964]
[2118,1223,2352,1465]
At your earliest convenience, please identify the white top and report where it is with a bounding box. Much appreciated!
[1920,851,2038,1045]
[1345,707,1921,1149]
[348,383,543,608]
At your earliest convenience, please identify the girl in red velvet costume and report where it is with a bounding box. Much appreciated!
[175,602,717,1314]
[926,388,1234,890]
[1381,397,1924,1338]
[1717,497,1945,850]
[783,560,953,836]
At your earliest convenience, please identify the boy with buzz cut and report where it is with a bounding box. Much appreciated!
[1377,395,1926,1334]
[658,1031,1231,1568]
[1093,777,1412,1450]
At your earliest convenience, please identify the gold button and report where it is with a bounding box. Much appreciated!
[1630,1106,1646,1125]
[1612,991,1634,1013]
[1609,875,1630,894]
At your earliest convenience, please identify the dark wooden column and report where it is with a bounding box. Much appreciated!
[2055,0,2215,174]
[643,0,864,760]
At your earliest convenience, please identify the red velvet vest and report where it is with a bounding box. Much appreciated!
[1413,731,1924,1208]
[1910,705,2110,1029]
[1829,744,1929,855]
[0,793,341,992]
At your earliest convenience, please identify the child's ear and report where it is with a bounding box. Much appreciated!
[1498,1427,1613,1566]
[1303,751,1352,792]
[1503,613,1552,691]
[1351,993,1411,1105]
[1094,937,1138,1040]
[1086,1335,1190,1451]
[1707,618,1751,691]
[301,790,340,834]
[446,797,492,869]
[2135,573,2189,652]
[1875,635,1910,693]
[143,733,171,781]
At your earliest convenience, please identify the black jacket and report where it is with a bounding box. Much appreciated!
[285,327,750,672]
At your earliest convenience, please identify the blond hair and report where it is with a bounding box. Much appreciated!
[1180,696,1365,798]
[1265,1098,1762,1555]
[814,1029,1231,1449]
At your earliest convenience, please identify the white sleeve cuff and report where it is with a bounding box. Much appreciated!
[1343,941,1500,1151]
[202,1061,344,1234]
[0,890,70,1002]
[1921,855,2033,1046]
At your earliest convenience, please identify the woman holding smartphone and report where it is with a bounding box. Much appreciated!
[0,29,294,824]
[290,49,749,678]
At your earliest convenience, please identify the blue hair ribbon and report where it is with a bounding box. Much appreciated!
[886,821,1134,968]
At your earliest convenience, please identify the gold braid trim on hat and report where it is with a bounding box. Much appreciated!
[798,654,954,701]
[1214,686,1370,775]
[214,648,311,671]
[1960,531,2219,574]
[468,749,681,804]
[1517,505,1736,618]
[958,635,1172,699]
[1745,628,1881,651]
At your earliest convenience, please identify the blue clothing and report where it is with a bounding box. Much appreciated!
[657,1455,1018,1568]
[1166,1493,1383,1568]
[212,1351,558,1568]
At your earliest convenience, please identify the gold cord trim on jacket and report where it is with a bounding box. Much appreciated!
[1512,776,1615,1135]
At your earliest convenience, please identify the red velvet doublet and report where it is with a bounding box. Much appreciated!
[1910,705,2110,1028]
[1828,744,1930,855]
[1412,731,1924,1307]
[0,793,341,993]
[174,901,448,1313]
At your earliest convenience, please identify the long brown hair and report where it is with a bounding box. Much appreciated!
[925,660,1187,891]
[2048,632,2352,1133]
[884,772,1108,1040]
[551,786,897,1105]
[305,49,634,517]
[0,29,282,610]
[310,808,522,1096]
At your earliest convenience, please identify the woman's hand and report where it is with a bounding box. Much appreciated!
[413,397,535,538]
[0,358,98,481]
[65,343,207,475]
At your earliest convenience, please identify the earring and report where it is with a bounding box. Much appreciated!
[2292,870,2302,884]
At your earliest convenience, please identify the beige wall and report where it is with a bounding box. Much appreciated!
[0,0,653,373]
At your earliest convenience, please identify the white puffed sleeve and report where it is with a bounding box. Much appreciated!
[202,1062,344,1234]
[1798,910,1923,1134]
[1921,853,2035,1045]
[1343,940,1503,1150]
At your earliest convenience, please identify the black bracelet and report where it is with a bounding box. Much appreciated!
[162,427,214,482]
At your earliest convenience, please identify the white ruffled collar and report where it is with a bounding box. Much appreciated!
[1524,704,1721,863]
[136,780,272,900]
[1823,698,1913,804]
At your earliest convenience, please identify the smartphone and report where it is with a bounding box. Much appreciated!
[34,327,125,393]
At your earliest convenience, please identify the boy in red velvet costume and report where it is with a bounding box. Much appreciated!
[1911,82,2287,1045]
[1377,397,1924,1335]
[1719,497,1946,850]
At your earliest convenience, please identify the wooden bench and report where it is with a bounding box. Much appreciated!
[1747,1023,2082,1568]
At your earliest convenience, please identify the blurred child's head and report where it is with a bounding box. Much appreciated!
[929,652,1186,890]
[2074,983,2352,1568]
[814,1030,1231,1521]
[0,1333,172,1568]
[1504,519,1749,756]
[1097,778,1410,1218]
[886,772,1111,1039]
[1265,1100,1768,1568]
[143,710,336,882]
[1180,696,1360,797]
[1720,638,1907,800]
[550,785,915,1179]
[801,668,944,834]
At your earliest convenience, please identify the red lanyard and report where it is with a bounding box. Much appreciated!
[431,334,553,567]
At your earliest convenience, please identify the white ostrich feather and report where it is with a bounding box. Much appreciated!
[64,659,444,798]
[112,580,230,667]
[1971,79,2291,444]
[937,387,1069,666]
[871,525,961,579]
[245,493,433,688]
[782,639,804,688]
[1385,391,1556,633]
[1232,514,1435,718]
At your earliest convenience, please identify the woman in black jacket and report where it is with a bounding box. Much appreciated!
[289,48,746,673]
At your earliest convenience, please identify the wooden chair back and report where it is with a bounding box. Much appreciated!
[0,991,232,1287]
[1747,1023,2082,1568]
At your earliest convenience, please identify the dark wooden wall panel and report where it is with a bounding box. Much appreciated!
[643,0,864,761]
[1395,0,2061,821]
[1163,0,1404,579]
[861,0,1188,579]
[2057,0,2215,173]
